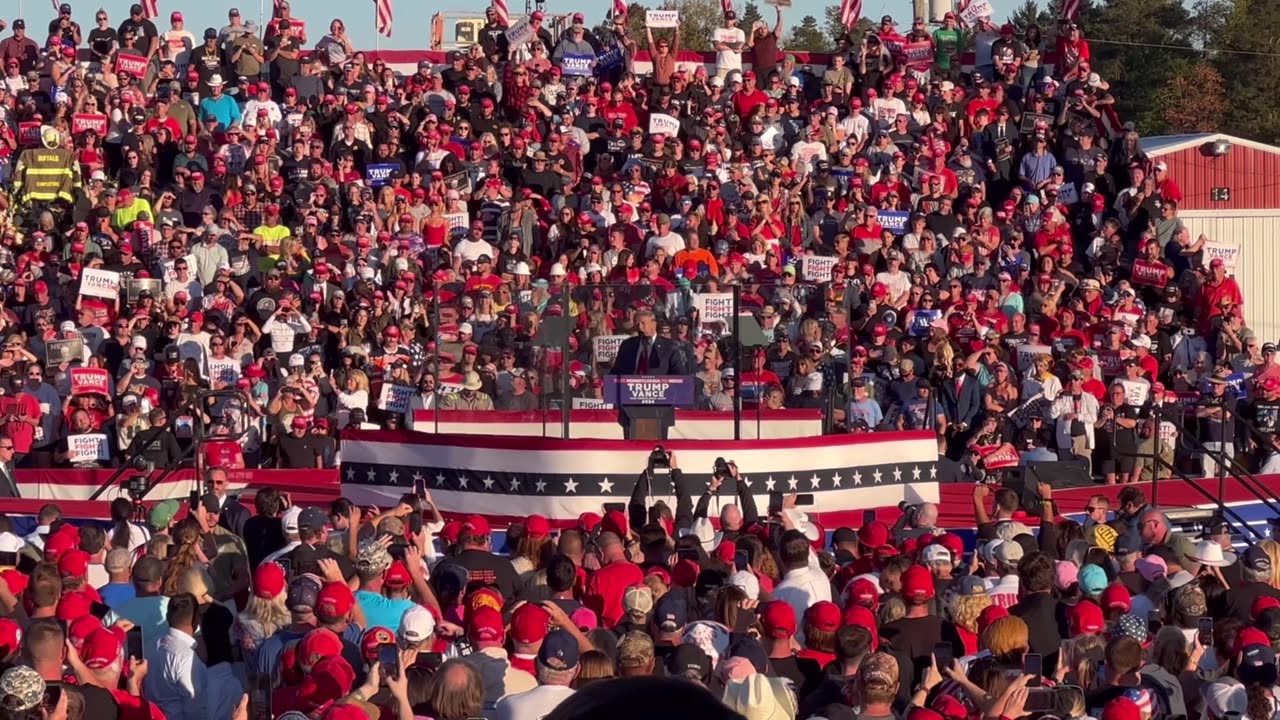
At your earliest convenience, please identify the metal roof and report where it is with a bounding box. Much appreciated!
[1140,133,1280,157]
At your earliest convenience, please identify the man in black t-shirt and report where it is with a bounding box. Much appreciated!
[276,416,321,468]
[880,564,944,687]
[1221,544,1280,621]
[117,3,159,60]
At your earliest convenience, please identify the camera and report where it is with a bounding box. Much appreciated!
[648,445,670,469]
[713,457,732,478]
[898,501,919,526]
[124,473,149,502]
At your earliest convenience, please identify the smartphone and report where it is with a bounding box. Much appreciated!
[43,684,62,711]
[90,601,110,620]
[0,551,18,567]
[933,642,954,672]
[795,494,815,506]
[1198,617,1214,647]
[377,643,399,680]
[1148,609,1163,635]
[1025,688,1057,712]
[676,547,699,562]
[1024,653,1043,687]
[415,652,443,670]
[126,627,143,660]
[768,492,784,516]
[862,509,876,526]
[734,549,749,572]
[250,673,272,720]
[603,502,626,515]
[387,544,408,561]
[408,511,422,535]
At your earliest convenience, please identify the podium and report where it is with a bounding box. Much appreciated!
[606,375,696,441]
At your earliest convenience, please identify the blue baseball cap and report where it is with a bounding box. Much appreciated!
[537,629,580,670]
[653,592,688,633]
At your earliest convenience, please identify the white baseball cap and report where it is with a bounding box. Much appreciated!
[282,506,302,534]
[398,605,436,643]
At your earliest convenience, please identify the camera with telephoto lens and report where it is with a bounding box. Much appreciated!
[713,457,732,479]
[898,501,920,526]
[648,446,670,469]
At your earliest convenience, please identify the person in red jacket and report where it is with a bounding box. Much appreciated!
[582,531,642,629]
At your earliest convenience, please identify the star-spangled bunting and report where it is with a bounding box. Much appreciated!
[342,461,936,496]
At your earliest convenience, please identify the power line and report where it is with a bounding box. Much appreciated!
[1087,36,1280,59]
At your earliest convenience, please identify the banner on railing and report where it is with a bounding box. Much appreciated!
[341,429,940,525]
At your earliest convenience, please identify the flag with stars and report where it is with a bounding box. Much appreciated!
[340,430,940,527]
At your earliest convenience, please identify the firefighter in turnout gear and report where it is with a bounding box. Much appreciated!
[14,126,80,205]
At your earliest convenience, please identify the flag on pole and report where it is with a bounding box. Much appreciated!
[840,0,861,29]
[613,0,628,18]
[141,0,158,19]
[721,0,734,17]
[492,0,509,27]
[375,0,394,37]
[1059,0,1081,22]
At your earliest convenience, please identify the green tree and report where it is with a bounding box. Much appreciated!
[741,1,764,30]
[600,0,731,52]
[1075,0,1191,128]
[1205,0,1280,142]
[823,6,874,50]
[787,14,832,52]
[1008,0,1052,29]
[1148,61,1227,133]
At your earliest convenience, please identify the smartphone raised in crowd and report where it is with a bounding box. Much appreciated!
[933,642,954,673]
[126,627,144,661]
[1024,653,1043,687]
[377,643,399,680]
[1198,617,1214,647]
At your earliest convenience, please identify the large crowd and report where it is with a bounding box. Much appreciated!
[0,1,1272,479]
[0,4,1277,720]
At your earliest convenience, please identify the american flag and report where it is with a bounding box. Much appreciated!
[840,0,861,29]
[141,0,158,18]
[1060,0,1081,22]
[613,0,628,18]
[375,0,394,37]
[492,0,509,27]
[272,0,286,17]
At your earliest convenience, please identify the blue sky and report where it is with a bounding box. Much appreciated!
[12,0,1013,51]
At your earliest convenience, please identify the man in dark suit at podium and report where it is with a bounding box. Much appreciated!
[611,310,689,376]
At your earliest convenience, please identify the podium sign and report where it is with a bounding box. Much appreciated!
[604,375,695,406]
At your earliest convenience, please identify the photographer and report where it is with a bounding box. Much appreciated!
[627,447,694,538]
[892,501,939,544]
[692,457,760,543]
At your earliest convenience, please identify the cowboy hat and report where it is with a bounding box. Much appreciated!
[1189,539,1237,568]
[461,372,483,391]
